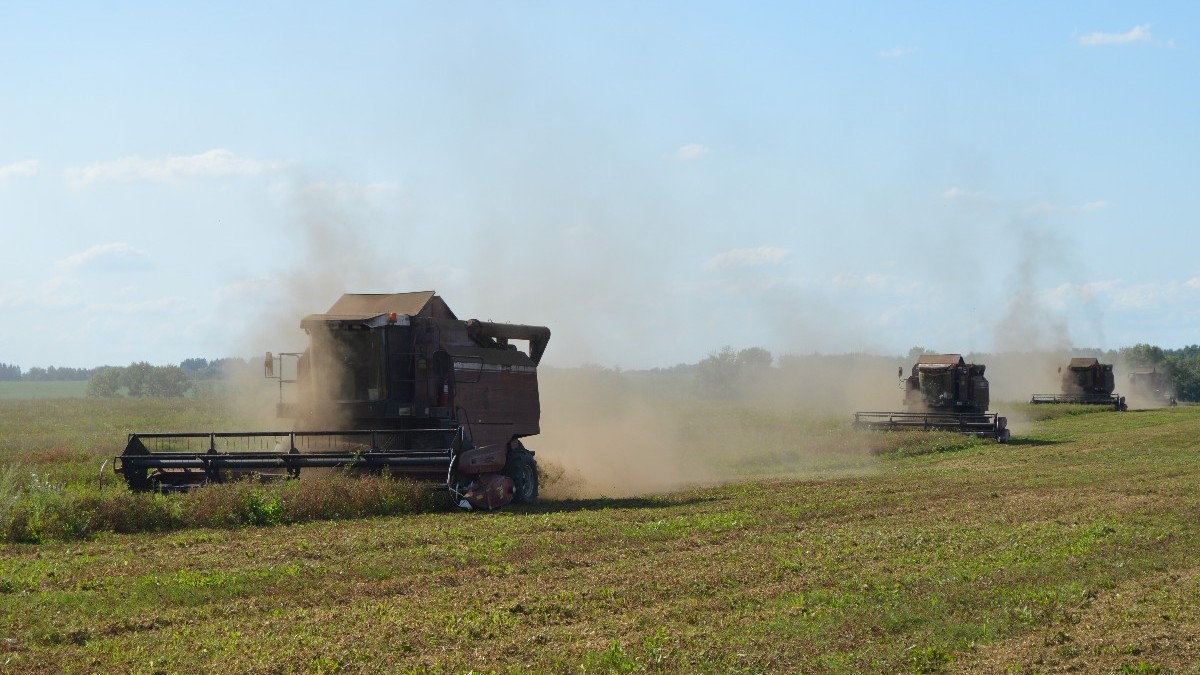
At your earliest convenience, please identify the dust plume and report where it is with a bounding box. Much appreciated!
[221,180,398,430]
[532,355,900,499]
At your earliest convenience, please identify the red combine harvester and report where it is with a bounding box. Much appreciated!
[114,291,550,509]
[854,353,1010,442]
[1030,358,1126,411]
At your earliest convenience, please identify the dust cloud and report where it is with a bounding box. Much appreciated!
[533,355,900,499]
[204,161,1151,501]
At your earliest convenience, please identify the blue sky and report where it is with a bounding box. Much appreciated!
[1,2,1197,369]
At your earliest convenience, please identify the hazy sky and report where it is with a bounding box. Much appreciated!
[1,2,1197,369]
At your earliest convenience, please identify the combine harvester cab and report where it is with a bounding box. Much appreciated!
[1030,358,1126,410]
[115,291,550,510]
[854,354,1010,442]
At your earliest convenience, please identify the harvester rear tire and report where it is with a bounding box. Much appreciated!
[505,450,539,505]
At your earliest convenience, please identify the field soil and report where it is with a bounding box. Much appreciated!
[1,401,1198,673]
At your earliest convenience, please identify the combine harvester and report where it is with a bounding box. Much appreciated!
[114,291,550,510]
[854,354,1010,442]
[1030,358,1126,411]
[1129,366,1178,407]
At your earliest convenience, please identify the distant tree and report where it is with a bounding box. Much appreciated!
[85,367,124,398]
[1120,343,1166,368]
[180,358,209,374]
[906,346,935,363]
[0,363,20,381]
[23,367,48,381]
[120,362,154,397]
[1165,352,1200,402]
[694,346,774,399]
[147,365,191,397]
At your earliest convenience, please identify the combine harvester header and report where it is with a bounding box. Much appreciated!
[115,291,550,510]
[855,354,1010,442]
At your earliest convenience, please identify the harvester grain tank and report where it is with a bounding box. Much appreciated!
[1128,366,1178,406]
[854,354,1010,442]
[1030,358,1126,410]
[114,291,550,509]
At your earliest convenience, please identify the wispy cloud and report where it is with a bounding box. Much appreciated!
[704,246,789,270]
[67,149,288,186]
[1039,278,1199,312]
[879,47,914,59]
[832,273,890,290]
[0,160,39,180]
[55,243,151,271]
[942,187,984,200]
[303,180,403,199]
[1079,25,1152,47]
[669,143,711,161]
[1024,200,1111,215]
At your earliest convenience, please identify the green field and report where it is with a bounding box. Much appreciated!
[0,398,1198,673]
[0,381,88,399]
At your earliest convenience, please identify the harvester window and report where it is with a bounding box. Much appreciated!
[918,367,954,404]
[312,327,386,402]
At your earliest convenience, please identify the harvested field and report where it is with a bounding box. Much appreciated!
[0,398,1197,673]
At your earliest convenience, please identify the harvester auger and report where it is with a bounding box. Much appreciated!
[854,354,1010,442]
[1030,358,1126,411]
[114,291,550,510]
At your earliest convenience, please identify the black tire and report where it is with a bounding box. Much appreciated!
[504,450,539,504]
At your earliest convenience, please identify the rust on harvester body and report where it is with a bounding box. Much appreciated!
[1030,358,1127,410]
[114,291,549,510]
[854,354,1010,442]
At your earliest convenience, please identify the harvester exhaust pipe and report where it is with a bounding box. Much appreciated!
[466,320,551,365]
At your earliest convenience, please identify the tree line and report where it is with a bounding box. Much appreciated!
[0,363,102,382]
[0,357,257,397]
[691,343,1200,402]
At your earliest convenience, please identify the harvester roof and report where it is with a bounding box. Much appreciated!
[1068,357,1100,369]
[916,354,965,366]
[300,291,458,329]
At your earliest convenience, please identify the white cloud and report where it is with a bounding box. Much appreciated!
[1079,25,1151,46]
[1037,278,1200,313]
[303,180,403,199]
[832,273,890,289]
[670,143,711,161]
[89,297,182,314]
[704,246,789,270]
[55,243,150,271]
[67,149,288,186]
[1024,199,1112,215]
[879,47,914,59]
[942,187,983,200]
[0,160,39,180]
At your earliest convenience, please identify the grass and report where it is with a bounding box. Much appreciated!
[0,398,1198,672]
[0,381,88,399]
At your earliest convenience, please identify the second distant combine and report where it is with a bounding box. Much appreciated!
[1030,358,1127,411]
